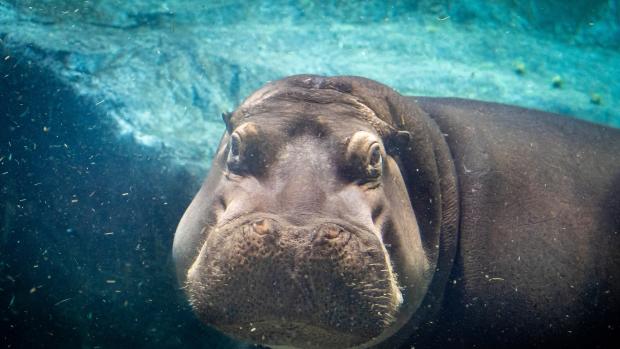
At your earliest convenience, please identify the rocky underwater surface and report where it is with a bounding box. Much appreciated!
[2,1,620,171]
[0,1,619,348]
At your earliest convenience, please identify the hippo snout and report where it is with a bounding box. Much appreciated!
[246,217,351,245]
[185,215,402,349]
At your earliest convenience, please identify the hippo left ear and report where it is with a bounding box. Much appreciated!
[222,111,234,134]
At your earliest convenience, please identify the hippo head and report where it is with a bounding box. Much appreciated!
[172,76,457,349]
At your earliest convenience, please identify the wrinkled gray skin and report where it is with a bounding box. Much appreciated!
[173,75,620,349]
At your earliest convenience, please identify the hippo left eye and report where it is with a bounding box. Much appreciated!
[225,123,267,177]
[227,132,244,173]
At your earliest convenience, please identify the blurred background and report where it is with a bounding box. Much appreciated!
[1,1,619,348]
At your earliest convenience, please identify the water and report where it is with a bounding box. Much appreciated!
[1,1,619,348]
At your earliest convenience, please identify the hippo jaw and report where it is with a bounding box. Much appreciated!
[185,214,403,349]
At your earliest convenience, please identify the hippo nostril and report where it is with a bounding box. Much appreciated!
[252,219,271,235]
[324,226,342,239]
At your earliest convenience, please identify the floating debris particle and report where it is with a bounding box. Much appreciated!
[30,287,37,294]
[106,279,116,284]
[514,61,526,75]
[104,232,114,236]
[71,199,79,203]
[43,126,50,132]
[590,93,602,105]
[121,192,129,196]
[54,298,72,306]
[551,75,563,88]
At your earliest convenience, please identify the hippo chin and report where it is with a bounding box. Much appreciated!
[173,75,620,349]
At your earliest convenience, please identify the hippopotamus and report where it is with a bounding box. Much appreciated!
[172,75,620,348]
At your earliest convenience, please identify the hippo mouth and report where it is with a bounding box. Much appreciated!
[185,213,403,349]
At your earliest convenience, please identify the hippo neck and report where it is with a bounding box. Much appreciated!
[378,95,460,347]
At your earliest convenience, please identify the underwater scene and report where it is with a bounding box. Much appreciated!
[1,1,620,348]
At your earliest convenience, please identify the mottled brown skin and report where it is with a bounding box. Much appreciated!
[173,75,620,349]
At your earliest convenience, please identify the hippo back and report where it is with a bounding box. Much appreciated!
[411,96,620,348]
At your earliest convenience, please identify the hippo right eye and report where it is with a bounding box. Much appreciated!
[366,143,383,179]
[345,131,385,186]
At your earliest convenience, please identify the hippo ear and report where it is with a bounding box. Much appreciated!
[385,130,411,155]
[221,112,234,134]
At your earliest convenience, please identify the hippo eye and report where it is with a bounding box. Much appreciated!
[230,133,241,157]
[344,131,384,185]
[227,133,243,172]
[367,143,383,179]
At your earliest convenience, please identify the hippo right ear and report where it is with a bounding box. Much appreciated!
[385,130,412,155]
[222,111,234,134]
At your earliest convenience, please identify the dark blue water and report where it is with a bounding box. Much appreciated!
[1,1,619,348]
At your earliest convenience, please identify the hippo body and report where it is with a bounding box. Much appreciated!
[173,76,620,349]
[409,97,620,348]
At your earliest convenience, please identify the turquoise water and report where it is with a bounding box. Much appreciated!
[1,1,619,348]
[1,0,619,172]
